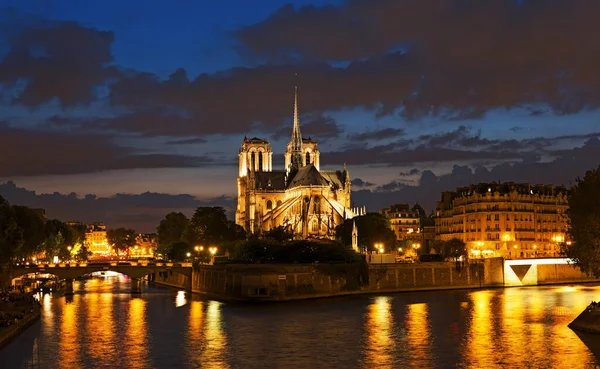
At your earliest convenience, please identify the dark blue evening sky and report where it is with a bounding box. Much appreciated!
[0,1,599,231]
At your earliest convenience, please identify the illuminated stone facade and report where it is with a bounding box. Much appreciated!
[380,204,421,241]
[435,182,569,259]
[84,223,110,255]
[236,86,354,238]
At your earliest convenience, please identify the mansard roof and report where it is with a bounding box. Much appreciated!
[287,164,330,188]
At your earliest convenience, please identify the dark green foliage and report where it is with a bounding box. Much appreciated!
[563,166,600,277]
[107,228,137,255]
[436,238,467,258]
[167,241,192,261]
[156,212,190,254]
[12,205,45,258]
[188,207,246,248]
[42,219,74,261]
[0,196,22,266]
[230,238,363,264]
[263,226,295,243]
[335,213,396,252]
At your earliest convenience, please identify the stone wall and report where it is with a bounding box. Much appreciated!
[537,264,597,285]
[152,259,503,301]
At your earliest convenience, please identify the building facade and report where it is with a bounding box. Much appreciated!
[236,86,354,238]
[84,223,110,255]
[380,204,421,242]
[435,182,569,259]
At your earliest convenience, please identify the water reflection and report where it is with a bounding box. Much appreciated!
[4,279,600,368]
[187,300,205,367]
[465,291,494,367]
[406,303,431,367]
[86,291,116,365]
[363,296,393,368]
[176,290,187,307]
[200,301,230,369]
[59,297,79,369]
[125,298,149,368]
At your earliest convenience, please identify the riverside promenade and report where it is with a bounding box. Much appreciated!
[0,288,41,348]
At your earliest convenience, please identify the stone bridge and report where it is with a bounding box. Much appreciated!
[10,261,193,295]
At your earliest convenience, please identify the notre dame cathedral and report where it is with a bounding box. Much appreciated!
[235,85,355,239]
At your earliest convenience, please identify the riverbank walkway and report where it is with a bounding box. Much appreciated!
[0,288,41,348]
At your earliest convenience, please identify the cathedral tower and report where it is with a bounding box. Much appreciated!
[239,137,272,177]
[284,84,321,170]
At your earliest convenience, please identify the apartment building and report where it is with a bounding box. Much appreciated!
[435,182,569,259]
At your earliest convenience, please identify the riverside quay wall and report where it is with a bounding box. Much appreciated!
[152,258,508,301]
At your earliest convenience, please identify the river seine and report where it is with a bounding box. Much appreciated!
[1,275,600,368]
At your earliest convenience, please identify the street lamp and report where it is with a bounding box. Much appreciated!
[195,246,200,252]
[209,247,217,255]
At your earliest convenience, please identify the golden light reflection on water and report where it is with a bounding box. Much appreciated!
[42,293,54,333]
[176,290,187,307]
[549,287,595,369]
[86,292,116,365]
[200,301,229,369]
[59,297,79,369]
[406,303,430,367]
[502,288,526,362]
[125,298,149,369]
[187,300,205,367]
[465,291,494,367]
[364,296,393,368]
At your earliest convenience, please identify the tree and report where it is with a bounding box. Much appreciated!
[264,226,294,243]
[563,165,600,277]
[335,213,396,253]
[12,205,45,259]
[188,207,243,249]
[167,241,192,261]
[0,196,22,266]
[439,238,467,258]
[157,212,190,256]
[107,228,137,256]
[42,219,73,262]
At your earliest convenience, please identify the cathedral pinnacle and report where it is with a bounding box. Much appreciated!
[290,77,303,169]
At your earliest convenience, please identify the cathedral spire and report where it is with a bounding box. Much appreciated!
[290,75,303,169]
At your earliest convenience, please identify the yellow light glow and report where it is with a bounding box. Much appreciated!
[125,298,149,368]
[365,296,393,367]
[406,303,430,366]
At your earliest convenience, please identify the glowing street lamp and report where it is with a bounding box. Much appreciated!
[209,247,217,255]
[186,252,191,258]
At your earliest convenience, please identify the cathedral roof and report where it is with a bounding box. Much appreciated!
[287,164,330,188]
[253,171,287,190]
[320,170,347,190]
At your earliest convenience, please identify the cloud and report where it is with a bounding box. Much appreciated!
[0,181,236,233]
[0,123,212,176]
[325,125,600,166]
[352,137,600,213]
[234,1,600,119]
[351,178,374,188]
[399,168,420,176]
[165,137,207,145]
[349,127,405,141]
[0,17,118,106]
[271,113,341,141]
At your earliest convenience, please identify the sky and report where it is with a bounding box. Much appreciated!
[1,0,600,232]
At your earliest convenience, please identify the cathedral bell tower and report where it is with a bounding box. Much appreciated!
[236,137,272,232]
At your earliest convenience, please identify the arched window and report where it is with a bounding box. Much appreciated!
[313,197,320,214]
[258,152,263,171]
[306,151,311,165]
[310,219,319,232]
[277,200,282,207]
[266,200,273,210]
[250,151,256,171]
